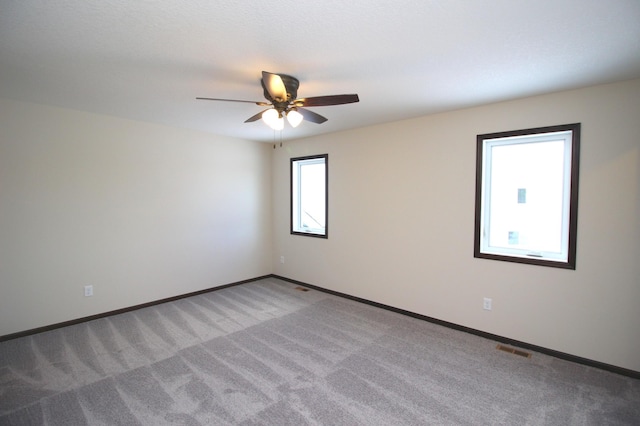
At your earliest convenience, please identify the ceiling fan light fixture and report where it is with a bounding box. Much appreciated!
[198,71,359,131]
[262,108,284,130]
[286,109,303,128]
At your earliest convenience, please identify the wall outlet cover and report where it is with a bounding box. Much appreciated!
[483,297,492,310]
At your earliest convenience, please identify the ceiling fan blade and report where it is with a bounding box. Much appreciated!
[297,107,328,124]
[244,109,269,123]
[295,94,359,107]
[262,71,288,102]
[196,97,269,106]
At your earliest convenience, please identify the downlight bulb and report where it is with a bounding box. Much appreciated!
[286,109,303,128]
[262,109,284,130]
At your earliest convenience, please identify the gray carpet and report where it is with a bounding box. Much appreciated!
[1,277,638,425]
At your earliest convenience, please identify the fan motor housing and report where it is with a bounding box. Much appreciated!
[262,73,299,104]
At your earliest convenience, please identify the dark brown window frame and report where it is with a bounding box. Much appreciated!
[474,123,581,269]
[290,154,329,239]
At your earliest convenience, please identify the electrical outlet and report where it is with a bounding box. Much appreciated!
[84,285,93,297]
[483,297,492,311]
[280,256,285,264]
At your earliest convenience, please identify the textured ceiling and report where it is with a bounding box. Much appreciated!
[1,1,640,142]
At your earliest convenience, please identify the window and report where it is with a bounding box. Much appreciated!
[474,123,580,269]
[291,154,328,238]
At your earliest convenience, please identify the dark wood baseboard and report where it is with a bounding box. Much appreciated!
[0,275,271,343]
[3,273,638,379]
[272,274,640,380]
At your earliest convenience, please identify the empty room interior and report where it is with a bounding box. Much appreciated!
[1,1,640,424]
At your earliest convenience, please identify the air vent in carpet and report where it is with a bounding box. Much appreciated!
[294,286,310,292]
[496,344,531,358]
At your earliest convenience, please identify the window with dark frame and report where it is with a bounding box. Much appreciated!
[474,123,580,269]
[291,154,328,238]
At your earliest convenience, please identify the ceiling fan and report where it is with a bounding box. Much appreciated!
[197,71,359,130]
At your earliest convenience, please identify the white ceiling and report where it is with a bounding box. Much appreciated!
[1,1,640,143]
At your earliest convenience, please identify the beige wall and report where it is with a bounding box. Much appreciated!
[2,79,639,372]
[0,99,273,336]
[272,79,640,372]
